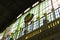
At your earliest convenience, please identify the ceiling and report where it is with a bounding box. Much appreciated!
[0,0,43,33]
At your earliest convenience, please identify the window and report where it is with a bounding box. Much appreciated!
[20,22,25,28]
[33,21,39,30]
[42,1,46,10]
[40,3,43,11]
[53,2,58,9]
[42,9,46,14]
[18,31,22,37]
[55,9,60,18]
[50,13,54,21]
[47,14,52,22]
[40,11,44,18]
[40,17,45,27]
[52,0,58,9]
[28,24,33,33]
[22,28,25,35]
[58,0,60,7]
[52,0,57,3]
[48,0,51,6]
[30,5,39,21]
[33,14,38,21]
[40,0,52,18]
[59,8,60,13]
[48,5,52,13]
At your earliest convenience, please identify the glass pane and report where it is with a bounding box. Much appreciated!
[48,0,51,6]
[50,13,54,21]
[48,5,52,13]
[33,5,39,14]
[47,14,51,22]
[45,7,49,13]
[40,3,43,11]
[40,17,45,27]
[58,0,60,7]
[42,9,46,14]
[18,31,22,37]
[33,14,38,21]
[22,28,25,35]
[55,9,60,18]
[20,22,25,28]
[42,1,46,9]
[28,24,33,33]
[46,0,49,7]
[59,8,60,13]
[52,0,57,3]
[53,2,58,9]
[40,22,43,27]
[40,11,44,18]
[33,21,39,30]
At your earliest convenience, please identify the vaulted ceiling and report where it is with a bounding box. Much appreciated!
[0,0,43,33]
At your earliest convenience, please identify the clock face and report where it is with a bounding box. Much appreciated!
[24,14,34,23]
